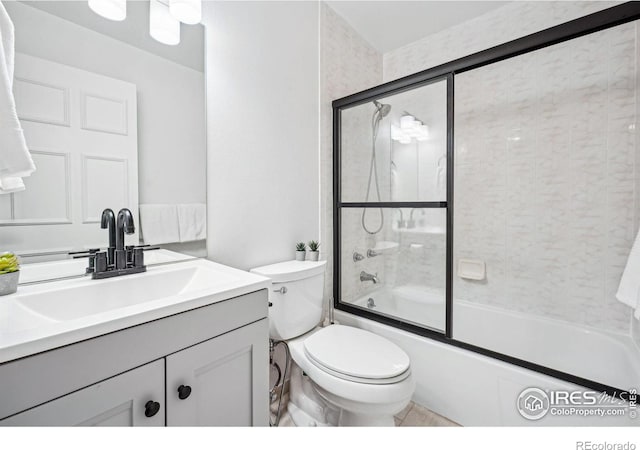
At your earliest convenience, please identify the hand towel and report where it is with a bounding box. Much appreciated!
[617,228,640,319]
[0,175,24,193]
[0,2,35,192]
[139,204,180,245]
[177,203,206,243]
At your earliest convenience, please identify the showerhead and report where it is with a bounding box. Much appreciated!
[373,100,391,118]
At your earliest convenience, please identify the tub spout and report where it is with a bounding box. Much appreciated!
[360,271,378,284]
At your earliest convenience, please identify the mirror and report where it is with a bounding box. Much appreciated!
[0,1,206,282]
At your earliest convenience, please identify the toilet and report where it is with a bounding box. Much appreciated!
[250,260,415,426]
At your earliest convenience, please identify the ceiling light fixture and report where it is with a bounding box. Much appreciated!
[88,0,126,21]
[392,114,429,143]
[150,0,180,46]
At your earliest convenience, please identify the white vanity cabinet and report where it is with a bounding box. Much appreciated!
[1,360,166,426]
[0,290,269,427]
[166,320,267,426]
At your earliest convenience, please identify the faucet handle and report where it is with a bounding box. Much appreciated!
[70,248,100,259]
[95,252,108,273]
[69,248,100,255]
[367,249,380,258]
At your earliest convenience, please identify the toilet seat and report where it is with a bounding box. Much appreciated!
[303,325,411,385]
[288,325,415,409]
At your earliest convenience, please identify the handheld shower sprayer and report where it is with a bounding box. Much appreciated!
[361,100,391,235]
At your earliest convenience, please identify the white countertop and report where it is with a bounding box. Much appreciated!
[0,258,271,364]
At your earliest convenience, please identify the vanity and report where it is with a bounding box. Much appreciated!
[0,258,271,426]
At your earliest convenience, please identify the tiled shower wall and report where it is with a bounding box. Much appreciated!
[320,3,382,315]
[453,23,638,333]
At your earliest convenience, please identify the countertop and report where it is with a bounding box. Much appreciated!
[0,258,271,364]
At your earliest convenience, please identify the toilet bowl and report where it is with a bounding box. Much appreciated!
[250,260,415,426]
[287,325,415,426]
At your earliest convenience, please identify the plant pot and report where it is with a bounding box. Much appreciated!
[307,251,319,262]
[295,251,306,261]
[0,271,19,296]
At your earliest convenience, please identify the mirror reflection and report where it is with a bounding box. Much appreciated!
[0,1,206,282]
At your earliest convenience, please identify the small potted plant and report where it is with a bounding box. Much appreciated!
[295,242,306,261]
[0,252,20,296]
[307,240,320,261]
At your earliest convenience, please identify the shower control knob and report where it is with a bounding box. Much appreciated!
[177,384,192,400]
[144,401,161,417]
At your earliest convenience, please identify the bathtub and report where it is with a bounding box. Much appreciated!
[339,285,640,426]
[352,284,446,331]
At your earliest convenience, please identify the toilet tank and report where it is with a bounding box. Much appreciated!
[250,260,326,340]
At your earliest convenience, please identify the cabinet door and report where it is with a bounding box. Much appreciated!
[166,319,269,426]
[0,359,164,426]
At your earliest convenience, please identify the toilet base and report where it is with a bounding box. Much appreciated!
[287,402,331,427]
[287,364,397,427]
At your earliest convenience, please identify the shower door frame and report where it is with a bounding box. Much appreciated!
[332,1,640,399]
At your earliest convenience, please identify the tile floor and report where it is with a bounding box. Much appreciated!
[271,397,460,427]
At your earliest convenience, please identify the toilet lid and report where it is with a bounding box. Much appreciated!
[303,325,410,382]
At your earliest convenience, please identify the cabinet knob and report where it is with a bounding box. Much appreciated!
[177,384,192,400]
[144,400,161,417]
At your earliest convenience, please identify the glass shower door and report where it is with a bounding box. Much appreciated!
[337,77,449,332]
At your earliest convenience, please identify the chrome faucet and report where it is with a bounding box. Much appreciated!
[395,208,405,229]
[115,208,135,269]
[409,208,424,220]
[360,271,378,284]
[100,208,116,267]
[408,208,424,229]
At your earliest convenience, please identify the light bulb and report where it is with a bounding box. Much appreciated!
[150,0,181,45]
[400,115,415,130]
[89,0,126,21]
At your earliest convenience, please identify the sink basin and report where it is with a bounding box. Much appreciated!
[0,301,57,334]
[15,263,238,322]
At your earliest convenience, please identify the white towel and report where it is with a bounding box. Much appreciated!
[139,204,180,245]
[0,175,23,193]
[177,203,206,243]
[617,228,640,320]
[0,2,35,192]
